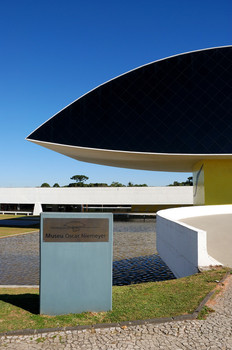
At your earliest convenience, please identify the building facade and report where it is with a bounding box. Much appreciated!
[27,46,232,205]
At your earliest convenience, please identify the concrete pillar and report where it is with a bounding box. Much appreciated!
[33,202,42,215]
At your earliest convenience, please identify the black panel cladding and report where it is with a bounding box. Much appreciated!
[27,47,232,154]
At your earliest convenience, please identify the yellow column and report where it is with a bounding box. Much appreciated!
[193,160,232,205]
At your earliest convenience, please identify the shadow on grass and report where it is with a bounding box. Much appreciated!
[0,293,39,314]
[0,216,40,229]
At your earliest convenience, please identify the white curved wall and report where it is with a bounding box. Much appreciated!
[156,205,232,278]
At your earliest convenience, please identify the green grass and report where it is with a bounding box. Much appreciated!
[0,215,25,220]
[197,305,215,319]
[0,227,39,238]
[0,215,39,237]
[0,268,229,333]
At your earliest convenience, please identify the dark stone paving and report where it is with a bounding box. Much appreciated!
[113,255,175,285]
[0,219,175,286]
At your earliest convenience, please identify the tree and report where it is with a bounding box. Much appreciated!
[187,176,193,186]
[69,175,89,187]
[88,183,108,187]
[168,176,193,186]
[70,175,89,183]
[134,183,148,187]
[110,181,125,187]
[53,183,60,187]
[41,183,50,187]
[127,181,147,187]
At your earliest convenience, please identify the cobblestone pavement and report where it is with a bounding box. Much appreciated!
[1,275,232,350]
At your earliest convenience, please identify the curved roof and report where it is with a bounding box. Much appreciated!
[27,46,232,172]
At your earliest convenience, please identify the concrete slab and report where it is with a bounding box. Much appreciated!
[180,214,232,268]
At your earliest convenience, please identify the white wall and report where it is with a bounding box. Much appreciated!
[0,186,193,205]
[156,205,231,278]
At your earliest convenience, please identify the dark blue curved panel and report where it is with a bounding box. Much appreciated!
[27,47,232,154]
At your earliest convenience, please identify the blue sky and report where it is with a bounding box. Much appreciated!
[0,0,231,187]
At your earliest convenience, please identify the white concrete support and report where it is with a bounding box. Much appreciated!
[33,202,42,215]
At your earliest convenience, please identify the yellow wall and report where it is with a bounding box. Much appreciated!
[193,160,232,205]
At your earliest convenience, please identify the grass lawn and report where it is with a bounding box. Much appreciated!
[0,268,229,333]
[0,227,39,238]
[0,215,39,238]
[0,215,25,221]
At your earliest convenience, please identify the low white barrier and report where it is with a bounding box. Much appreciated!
[156,205,232,278]
[0,211,32,216]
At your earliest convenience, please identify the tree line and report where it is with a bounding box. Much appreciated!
[168,176,193,186]
[41,175,193,188]
[41,175,148,188]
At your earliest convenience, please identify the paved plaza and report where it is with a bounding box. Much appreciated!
[1,274,232,349]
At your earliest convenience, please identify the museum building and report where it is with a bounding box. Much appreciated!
[27,46,232,206]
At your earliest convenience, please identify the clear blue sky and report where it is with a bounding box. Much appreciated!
[0,0,231,187]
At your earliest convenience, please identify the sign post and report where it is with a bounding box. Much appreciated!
[40,212,113,315]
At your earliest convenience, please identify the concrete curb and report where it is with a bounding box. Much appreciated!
[0,231,38,239]
[0,285,39,288]
[0,271,231,337]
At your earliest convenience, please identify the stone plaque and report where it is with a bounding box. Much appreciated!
[43,218,109,242]
[40,213,113,315]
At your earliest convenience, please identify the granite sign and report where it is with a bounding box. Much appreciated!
[40,212,113,315]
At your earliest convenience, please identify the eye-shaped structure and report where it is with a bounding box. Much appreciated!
[27,46,232,172]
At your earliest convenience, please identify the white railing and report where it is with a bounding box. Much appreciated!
[0,211,33,216]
